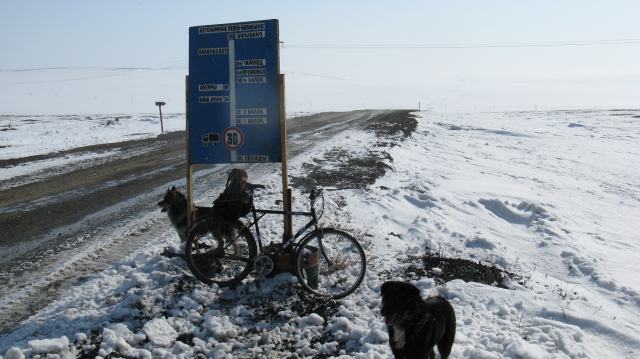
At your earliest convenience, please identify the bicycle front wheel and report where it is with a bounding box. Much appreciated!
[185,217,256,287]
[294,228,366,299]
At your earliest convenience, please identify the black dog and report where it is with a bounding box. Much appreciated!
[381,281,456,359]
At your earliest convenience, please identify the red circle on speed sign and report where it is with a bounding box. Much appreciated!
[222,127,244,150]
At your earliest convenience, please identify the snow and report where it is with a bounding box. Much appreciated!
[142,318,178,347]
[298,313,325,327]
[28,336,71,355]
[1,109,639,357]
[0,150,117,183]
[3,347,25,359]
[0,113,184,160]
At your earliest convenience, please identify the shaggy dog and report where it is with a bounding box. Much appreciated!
[158,186,214,240]
[380,281,456,359]
[158,186,188,241]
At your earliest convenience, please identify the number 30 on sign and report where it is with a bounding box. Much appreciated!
[222,127,244,150]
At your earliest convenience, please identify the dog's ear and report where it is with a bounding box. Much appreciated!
[171,185,176,191]
[381,281,421,299]
[402,283,421,299]
[380,281,393,296]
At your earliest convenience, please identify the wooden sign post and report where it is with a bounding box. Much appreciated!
[155,101,166,133]
[279,74,292,240]
[185,78,195,229]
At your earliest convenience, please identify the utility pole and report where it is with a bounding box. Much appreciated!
[418,101,421,111]
[155,101,166,133]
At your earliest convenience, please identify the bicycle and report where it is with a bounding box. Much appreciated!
[184,185,367,299]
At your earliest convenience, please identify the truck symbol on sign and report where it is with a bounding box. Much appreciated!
[202,133,220,146]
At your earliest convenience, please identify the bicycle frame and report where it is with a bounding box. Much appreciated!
[245,197,320,253]
[214,188,329,267]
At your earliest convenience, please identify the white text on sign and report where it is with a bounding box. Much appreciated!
[236,68,266,76]
[199,23,265,34]
[237,76,267,84]
[235,59,266,67]
[199,96,229,104]
[238,155,269,162]
[228,31,265,40]
[198,48,229,55]
[237,108,267,116]
[237,117,267,125]
[198,84,229,92]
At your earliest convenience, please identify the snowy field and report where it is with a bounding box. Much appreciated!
[1,109,639,358]
[0,114,184,161]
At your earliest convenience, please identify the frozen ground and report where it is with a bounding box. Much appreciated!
[0,110,375,334]
[0,113,184,161]
[1,109,639,358]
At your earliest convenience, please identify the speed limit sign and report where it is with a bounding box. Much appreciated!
[222,127,244,150]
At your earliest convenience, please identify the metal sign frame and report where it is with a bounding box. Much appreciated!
[185,19,292,238]
[188,19,281,164]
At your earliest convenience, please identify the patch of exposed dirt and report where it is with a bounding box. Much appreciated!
[292,149,392,191]
[291,110,417,192]
[380,254,519,289]
[75,329,102,359]
[366,110,418,141]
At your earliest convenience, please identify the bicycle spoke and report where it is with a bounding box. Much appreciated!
[224,253,251,262]
[222,234,244,251]
[186,218,257,287]
[295,229,366,299]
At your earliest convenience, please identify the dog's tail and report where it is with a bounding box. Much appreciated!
[438,303,456,359]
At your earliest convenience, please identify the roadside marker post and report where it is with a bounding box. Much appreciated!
[186,19,292,240]
[155,101,166,133]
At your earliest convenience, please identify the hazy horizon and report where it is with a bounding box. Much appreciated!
[1,0,639,115]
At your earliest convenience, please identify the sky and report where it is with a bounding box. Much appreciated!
[0,0,639,114]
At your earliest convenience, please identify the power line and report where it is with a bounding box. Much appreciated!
[0,66,187,85]
[0,67,347,85]
[0,71,140,85]
[0,66,185,73]
[283,71,348,81]
[2,36,638,84]
[283,38,640,49]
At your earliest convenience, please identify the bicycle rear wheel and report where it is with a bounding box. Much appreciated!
[294,228,366,299]
[185,217,256,287]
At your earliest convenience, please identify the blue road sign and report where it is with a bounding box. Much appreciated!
[188,19,281,164]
